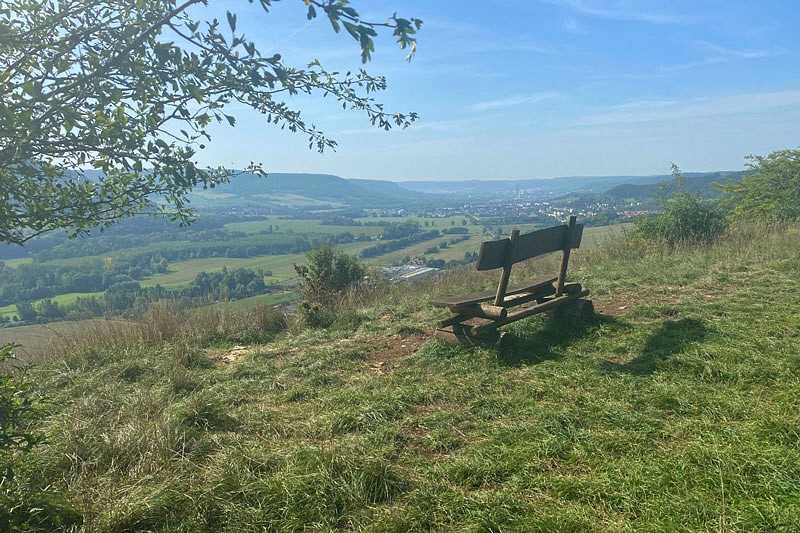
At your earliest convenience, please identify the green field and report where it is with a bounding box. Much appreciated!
[224,217,384,237]
[0,291,105,320]
[3,220,628,323]
[187,192,346,208]
[140,256,299,287]
[140,241,373,288]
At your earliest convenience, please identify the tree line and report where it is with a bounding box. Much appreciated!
[4,267,278,325]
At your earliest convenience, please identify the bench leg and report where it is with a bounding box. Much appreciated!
[550,298,595,320]
[434,324,501,347]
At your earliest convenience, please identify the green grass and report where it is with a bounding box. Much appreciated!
[140,242,373,288]
[223,217,383,236]
[0,292,105,320]
[17,224,800,530]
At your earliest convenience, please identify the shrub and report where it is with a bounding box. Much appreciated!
[636,193,727,248]
[0,344,81,529]
[298,301,336,329]
[295,245,365,306]
[637,165,727,248]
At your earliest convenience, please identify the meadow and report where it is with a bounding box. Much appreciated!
[13,223,800,531]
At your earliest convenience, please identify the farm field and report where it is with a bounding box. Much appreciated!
[0,319,134,366]
[1,257,33,267]
[0,292,105,320]
[223,217,384,236]
[140,241,373,288]
[0,214,629,334]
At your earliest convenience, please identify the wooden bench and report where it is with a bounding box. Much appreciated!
[431,216,591,345]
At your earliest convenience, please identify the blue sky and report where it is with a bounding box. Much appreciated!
[195,0,800,181]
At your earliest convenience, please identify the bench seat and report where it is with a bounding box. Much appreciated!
[430,275,556,308]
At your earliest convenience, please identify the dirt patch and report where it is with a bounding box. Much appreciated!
[592,299,634,316]
[592,291,684,316]
[365,332,429,375]
[215,345,251,364]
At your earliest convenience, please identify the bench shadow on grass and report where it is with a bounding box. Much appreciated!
[496,311,625,367]
[602,317,707,376]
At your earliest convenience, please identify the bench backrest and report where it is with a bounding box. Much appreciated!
[478,216,583,305]
[476,219,584,271]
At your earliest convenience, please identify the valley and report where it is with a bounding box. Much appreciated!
[0,171,729,329]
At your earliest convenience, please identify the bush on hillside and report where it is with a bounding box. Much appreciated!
[636,193,727,248]
[1,344,81,530]
[637,165,727,248]
[295,245,365,306]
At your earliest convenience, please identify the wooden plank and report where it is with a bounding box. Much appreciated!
[499,283,556,307]
[512,222,584,265]
[511,224,567,263]
[474,289,590,334]
[435,324,500,346]
[494,229,519,306]
[476,238,509,271]
[476,223,584,271]
[451,304,507,320]
[430,275,556,307]
[437,314,469,329]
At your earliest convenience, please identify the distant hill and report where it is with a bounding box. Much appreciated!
[604,171,748,201]
[185,172,427,207]
[395,175,669,197]
[77,169,748,207]
[207,173,413,201]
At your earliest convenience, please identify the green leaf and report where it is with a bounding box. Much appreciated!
[343,21,359,40]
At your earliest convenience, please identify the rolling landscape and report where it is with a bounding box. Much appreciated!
[0,170,729,336]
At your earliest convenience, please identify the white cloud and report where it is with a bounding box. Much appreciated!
[661,42,783,72]
[470,92,560,112]
[541,0,688,24]
[575,89,800,127]
[563,17,587,34]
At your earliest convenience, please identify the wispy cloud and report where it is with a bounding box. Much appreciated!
[575,90,800,127]
[470,92,560,112]
[337,113,504,136]
[563,17,587,34]
[542,0,688,24]
[661,41,783,72]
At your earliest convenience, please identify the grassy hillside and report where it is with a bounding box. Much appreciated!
[15,224,800,531]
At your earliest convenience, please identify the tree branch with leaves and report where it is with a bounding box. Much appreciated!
[0,0,422,244]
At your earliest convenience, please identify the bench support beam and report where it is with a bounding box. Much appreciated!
[555,215,577,297]
[494,228,520,306]
[475,290,590,335]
